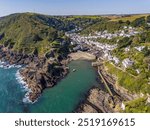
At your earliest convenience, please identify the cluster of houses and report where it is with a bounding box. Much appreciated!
[67,33,117,51]
[67,32,137,70]
[122,58,134,69]
[80,26,140,40]
[66,26,149,75]
[134,46,145,52]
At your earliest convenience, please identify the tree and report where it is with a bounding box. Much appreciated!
[132,36,141,44]
[0,33,5,40]
[33,34,43,43]
[118,37,132,48]
[132,17,146,27]
[126,20,131,25]
[147,15,150,23]
[143,47,150,57]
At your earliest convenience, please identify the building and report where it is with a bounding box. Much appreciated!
[122,58,134,68]
[134,46,145,52]
[125,47,130,52]
[113,57,120,64]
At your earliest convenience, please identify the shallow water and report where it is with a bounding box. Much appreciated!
[0,60,99,113]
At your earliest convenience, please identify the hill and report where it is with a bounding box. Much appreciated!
[0,13,70,56]
[0,13,106,56]
[110,14,150,22]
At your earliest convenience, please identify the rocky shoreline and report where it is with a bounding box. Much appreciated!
[0,44,138,112]
[76,87,122,113]
[76,57,147,113]
[20,59,69,102]
[0,45,69,103]
[75,59,125,113]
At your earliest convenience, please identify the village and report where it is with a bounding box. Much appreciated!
[66,25,150,108]
[66,26,147,72]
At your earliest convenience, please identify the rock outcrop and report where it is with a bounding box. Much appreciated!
[20,60,68,102]
[0,46,69,102]
[77,88,122,113]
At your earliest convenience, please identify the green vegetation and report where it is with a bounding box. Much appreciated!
[118,37,132,49]
[0,13,107,56]
[110,14,149,22]
[81,20,125,34]
[62,15,105,30]
[80,15,150,35]
[105,62,150,94]
[131,17,146,27]
[0,13,68,56]
[124,98,150,113]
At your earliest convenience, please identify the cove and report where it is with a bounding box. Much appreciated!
[0,60,99,113]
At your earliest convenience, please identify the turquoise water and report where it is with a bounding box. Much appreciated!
[0,68,26,112]
[0,60,99,113]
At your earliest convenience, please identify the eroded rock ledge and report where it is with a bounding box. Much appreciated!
[76,88,122,113]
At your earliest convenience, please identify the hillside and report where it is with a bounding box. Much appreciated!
[110,14,150,22]
[0,13,69,56]
[0,13,106,56]
[68,14,150,112]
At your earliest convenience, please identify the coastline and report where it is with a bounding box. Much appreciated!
[0,46,136,112]
[19,58,69,103]
[74,56,124,113]
[68,51,119,113]
[0,46,69,103]
[0,59,36,103]
[19,51,96,104]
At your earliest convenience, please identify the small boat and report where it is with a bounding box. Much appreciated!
[72,69,76,72]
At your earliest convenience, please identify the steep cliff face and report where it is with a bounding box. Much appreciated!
[20,59,69,102]
[0,13,72,102]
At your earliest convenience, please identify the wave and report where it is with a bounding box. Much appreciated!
[15,70,34,104]
[0,60,37,104]
[23,92,39,104]
[0,60,22,69]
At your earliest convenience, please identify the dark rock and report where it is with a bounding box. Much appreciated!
[0,46,69,103]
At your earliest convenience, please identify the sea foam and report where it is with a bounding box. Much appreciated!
[0,60,37,104]
[0,60,22,69]
[15,70,34,103]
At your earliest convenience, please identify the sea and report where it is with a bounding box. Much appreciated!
[0,60,99,113]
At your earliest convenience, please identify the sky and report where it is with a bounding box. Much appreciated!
[0,0,150,16]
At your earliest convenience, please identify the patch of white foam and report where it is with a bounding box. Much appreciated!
[0,60,22,69]
[0,59,38,104]
[0,60,37,103]
[23,92,39,104]
[23,92,33,104]
[15,70,34,104]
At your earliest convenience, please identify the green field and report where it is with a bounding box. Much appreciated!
[124,97,150,113]
[110,14,149,22]
[104,62,150,94]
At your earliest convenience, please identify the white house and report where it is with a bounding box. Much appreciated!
[134,46,145,52]
[113,57,120,64]
[122,58,134,68]
[125,47,130,52]
[136,69,140,74]
[121,102,125,110]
